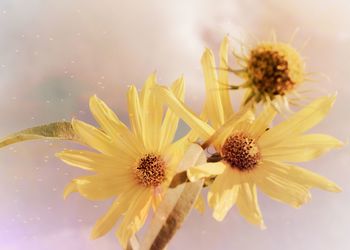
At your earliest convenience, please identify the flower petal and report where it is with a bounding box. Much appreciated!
[260,95,336,148]
[187,162,226,182]
[141,74,162,151]
[248,105,277,138]
[236,182,265,228]
[89,95,127,139]
[262,160,341,192]
[116,188,152,248]
[71,174,133,201]
[56,150,133,172]
[194,194,206,214]
[63,181,78,199]
[127,85,143,142]
[255,165,311,208]
[72,119,114,155]
[208,168,239,221]
[202,48,225,128]
[159,76,185,149]
[155,85,214,140]
[90,191,133,239]
[203,108,254,148]
[261,134,343,162]
[218,36,234,121]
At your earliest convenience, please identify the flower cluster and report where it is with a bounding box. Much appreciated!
[0,35,342,249]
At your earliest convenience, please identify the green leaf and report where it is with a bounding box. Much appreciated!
[140,144,206,250]
[0,121,80,148]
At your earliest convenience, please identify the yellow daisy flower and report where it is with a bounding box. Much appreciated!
[221,35,306,110]
[56,74,187,248]
[156,84,342,227]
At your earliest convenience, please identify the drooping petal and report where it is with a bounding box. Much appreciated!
[90,190,134,239]
[201,48,225,128]
[261,134,343,162]
[218,36,234,121]
[260,95,336,148]
[56,150,133,172]
[187,162,226,182]
[255,164,311,207]
[262,160,341,192]
[208,168,240,221]
[127,85,143,142]
[194,194,206,214]
[159,76,185,149]
[236,181,265,228]
[155,85,215,140]
[116,188,152,248]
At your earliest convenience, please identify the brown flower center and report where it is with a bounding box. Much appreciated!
[134,153,166,187]
[221,133,261,171]
[248,48,295,97]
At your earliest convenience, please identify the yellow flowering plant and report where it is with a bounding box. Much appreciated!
[0,35,343,249]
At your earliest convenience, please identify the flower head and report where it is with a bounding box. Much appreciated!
[156,84,342,227]
[56,74,187,248]
[219,36,306,111]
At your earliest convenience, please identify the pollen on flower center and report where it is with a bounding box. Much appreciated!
[248,47,295,97]
[134,153,166,187]
[221,133,261,171]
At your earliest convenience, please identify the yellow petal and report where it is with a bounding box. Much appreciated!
[218,36,234,121]
[141,74,162,151]
[159,76,185,149]
[208,168,239,221]
[194,194,206,214]
[56,150,133,172]
[256,165,311,208]
[248,105,277,138]
[63,181,78,199]
[72,119,114,155]
[127,85,143,142]
[71,174,133,201]
[261,134,343,162]
[260,95,336,148]
[89,95,127,139]
[262,160,341,192]
[72,118,143,158]
[155,85,214,140]
[91,191,133,239]
[236,182,265,228]
[203,108,253,148]
[202,48,225,128]
[187,162,226,182]
[116,189,152,248]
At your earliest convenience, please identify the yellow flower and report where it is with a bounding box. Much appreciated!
[156,83,342,227]
[221,36,306,110]
[56,74,187,248]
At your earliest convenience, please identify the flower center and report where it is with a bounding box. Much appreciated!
[221,133,261,171]
[248,48,295,97]
[134,153,166,187]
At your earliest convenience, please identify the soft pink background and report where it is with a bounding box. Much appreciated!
[0,1,349,249]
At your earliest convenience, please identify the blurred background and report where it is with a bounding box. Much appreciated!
[0,0,349,249]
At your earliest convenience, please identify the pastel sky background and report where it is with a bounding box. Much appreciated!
[0,0,350,249]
